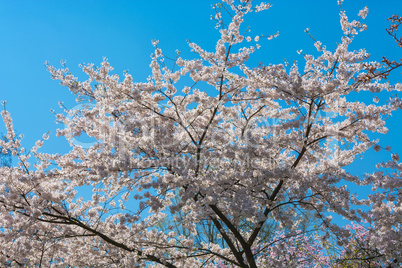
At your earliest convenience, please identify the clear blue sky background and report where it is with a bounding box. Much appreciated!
[0,0,401,175]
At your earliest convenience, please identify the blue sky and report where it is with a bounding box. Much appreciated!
[0,0,401,172]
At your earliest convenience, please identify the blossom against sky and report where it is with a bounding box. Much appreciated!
[0,0,401,164]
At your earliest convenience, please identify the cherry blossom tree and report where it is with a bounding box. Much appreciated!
[0,0,401,267]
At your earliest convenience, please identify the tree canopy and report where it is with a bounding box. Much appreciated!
[0,1,401,267]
